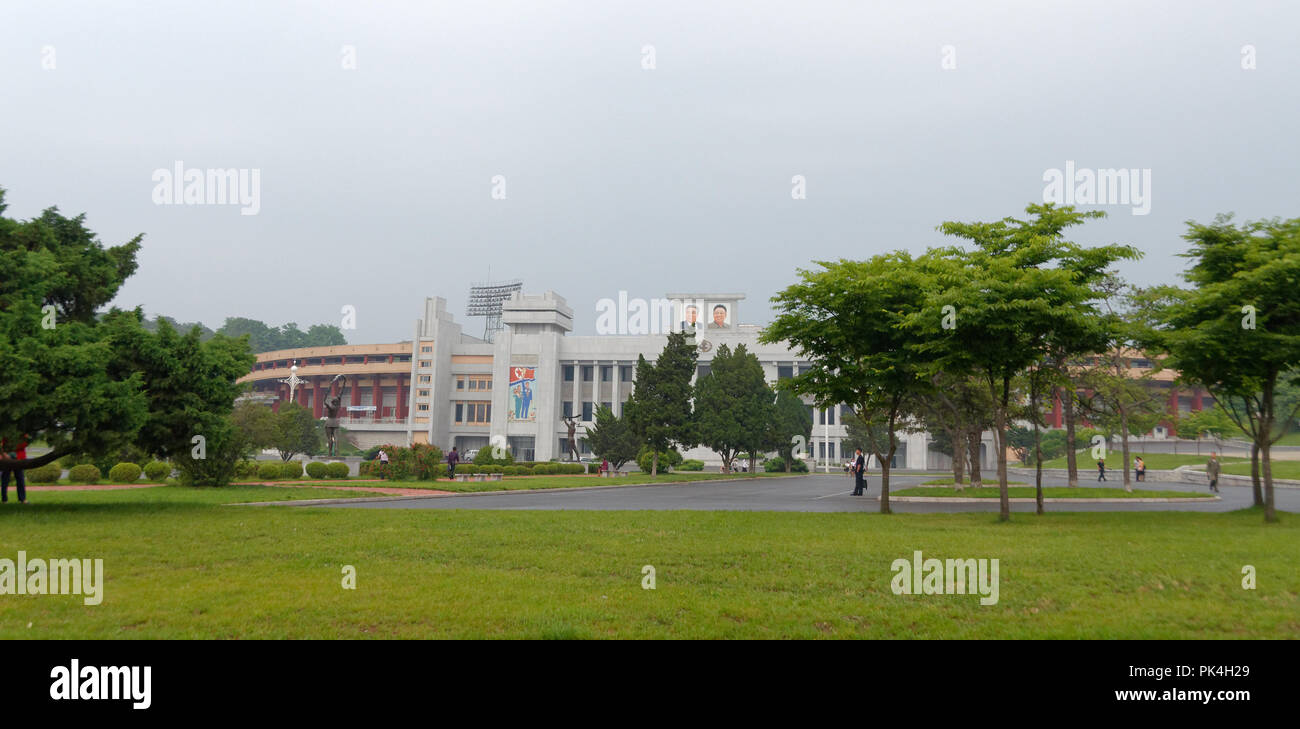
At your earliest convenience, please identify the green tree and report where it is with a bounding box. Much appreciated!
[767,390,812,473]
[0,190,149,469]
[764,253,934,512]
[1154,215,1300,521]
[584,405,638,471]
[271,403,322,461]
[624,332,697,476]
[694,344,774,474]
[232,400,278,451]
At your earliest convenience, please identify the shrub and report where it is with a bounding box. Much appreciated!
[234,461,260,479]
[636,447,682,474]
[325,462,350,479]
[109,462,143,483]
[563,463,586,474]
[457,465,478,475]
[257,462,282,480]
[144,460,172,482]
[378,443,444,481]
[764,456,809,473]
[358,461,374,476]
[305,461,330,479]
[27,464,62,483]
[280,460,303,479]
[67,464,101,484]
[474,448,515,466]
[679,459,705,471]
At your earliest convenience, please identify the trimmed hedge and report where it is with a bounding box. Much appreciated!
[325,462,349,479]
[678,459,705,471]
[233,461,259,479]
[358,461,374,476]
[305,461,331,479]
[144,460,172,482]
[257,462,282,480]
[67,464,101,484]
[27,464,62,483]
[108,462,143,483]
[763,456,809,473]
[280,461,303,479]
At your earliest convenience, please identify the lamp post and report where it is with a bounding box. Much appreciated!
[279,362,306,406]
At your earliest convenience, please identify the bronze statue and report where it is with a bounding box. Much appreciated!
[561,415,580,461]
[323,375,347,457]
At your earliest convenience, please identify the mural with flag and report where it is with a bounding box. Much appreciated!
[508,366,537,422]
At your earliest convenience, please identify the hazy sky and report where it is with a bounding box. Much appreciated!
[4,1,1297,343]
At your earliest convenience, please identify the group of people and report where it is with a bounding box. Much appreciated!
[1,436,31,504]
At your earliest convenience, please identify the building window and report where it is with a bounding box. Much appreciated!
[419,360,431,368]
[581,365,593,381]
[697,365,711,380]
[563,365,574,382]
[418,375,431,384]
[418,390,429,398]
[421,345,432,353]
[582,402,594,421]
[601,365,612,382]
[417,404,429,412]
[456,378,464,390]
[778,365,794,380]
[563,401,573,418]
[455,402,491,425]
[602,401,612,414]
[620,365,633,382]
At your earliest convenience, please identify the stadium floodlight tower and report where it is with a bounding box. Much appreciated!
[467,279,523,343]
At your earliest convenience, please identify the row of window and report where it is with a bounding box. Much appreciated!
[563,365,633,383]
[456,375,493,391]
[455,402,491,425]
[254,354,410,370]
[562,401,616,421]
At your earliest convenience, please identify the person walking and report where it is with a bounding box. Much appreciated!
[1206,452,1221,493]
[446,446,460,480]
[1097,458,1107,482]
[378,449,389,466]
[851,448,867,496]
[1,435,30,504]
[1134,457,1146,482]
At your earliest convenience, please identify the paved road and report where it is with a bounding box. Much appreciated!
[316,472,1298,513]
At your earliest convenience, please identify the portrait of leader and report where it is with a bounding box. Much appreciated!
[679,304,700,331]
[708,304,730,329]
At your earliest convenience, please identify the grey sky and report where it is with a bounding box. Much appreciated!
[3,1,1297,343]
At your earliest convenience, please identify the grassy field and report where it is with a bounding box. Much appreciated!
[1220,461,1300,480]
[922,478,1027,486]
[1039,452,1247,470]
[396,471,790,493]
[0,485,1294,639]
[894,486,1209,499]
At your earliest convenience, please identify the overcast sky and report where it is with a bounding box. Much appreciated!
[3,1,1297,342]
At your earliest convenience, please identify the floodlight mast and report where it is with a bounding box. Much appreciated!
[466,280,522,343]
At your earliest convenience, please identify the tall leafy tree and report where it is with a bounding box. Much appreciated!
[1153,215,1300,522]
[763,253,933,513]
[694,344,773,473]
[271,403,323,462]
[625,331,697,475]
[767,390,812,473]
[585,405,639,471]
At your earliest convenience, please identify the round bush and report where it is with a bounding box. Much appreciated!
[764,456,809,473]
[305,461,330,479]
[143,460,172,482]
[280,461,303,479]
[325,462,349,479]
[67,464,101,484]
[27,464,62,483]
[108,462,143,483]
[257,462,282,480]
[237,461,261,479]
[457,465,477,475]
[679,459,705,471]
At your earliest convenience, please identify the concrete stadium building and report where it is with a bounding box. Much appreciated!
[237,290,1210,469]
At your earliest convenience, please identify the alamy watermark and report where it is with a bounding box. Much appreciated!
[0,551,103,605]
[152,161,261,215]
[1042,161,1151,215]
[891,550,999,605]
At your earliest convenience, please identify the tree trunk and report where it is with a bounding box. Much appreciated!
[1261,373,1277,523]
[879,445,893,515]
[996,377,1011,522]
[749,454,757,475]
[1063,388,1079,487]
[1034,410,1044,516]
[951,427,966,491]
[1250,442,1262,506]
[967,430,983,488]
[651,451,659,477]
[1119,408,1133,493]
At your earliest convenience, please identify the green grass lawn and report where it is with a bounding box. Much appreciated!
[1220,461,1300,480]
[922,478,1027,486]
[0,486,1294,639]
[1039,452,1248,470]
[894,486,1209,499]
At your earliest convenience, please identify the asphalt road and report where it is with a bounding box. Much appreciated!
[315,471,1298,513]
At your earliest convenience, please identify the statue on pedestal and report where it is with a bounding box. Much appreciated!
[322,375,348,457]
[561,416,580,462]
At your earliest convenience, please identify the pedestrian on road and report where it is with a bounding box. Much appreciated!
[446,446,460,480]
[1097,458,1107,482]
[852,448,867,496]
[1134,457,1146,482]
[1206,453,1221,493]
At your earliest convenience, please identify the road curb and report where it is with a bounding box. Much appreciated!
[886,496,1222,504]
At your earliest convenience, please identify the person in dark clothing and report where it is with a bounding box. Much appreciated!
[446,446,460,479]
[1134,457,1146,482]
[1097,459,1107,482]
[851,449,867,496]
[1,436,30,504]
